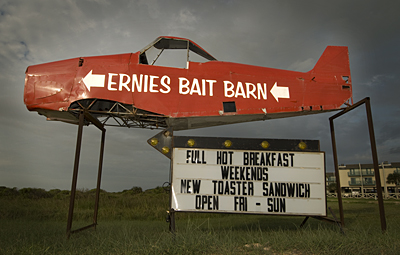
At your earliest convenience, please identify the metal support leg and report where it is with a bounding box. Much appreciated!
[300,217,310,228]
[93,129,106,227]
[329,207,345,235]
[365,99,386,232]
[329,119,345,227]
[66,110,107,238]
[169,209,176,234]
[67,111,84,238]
[329,97,386,233]
[167,129,176,235]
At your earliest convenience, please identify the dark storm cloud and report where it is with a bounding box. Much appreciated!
[0,0,399,191]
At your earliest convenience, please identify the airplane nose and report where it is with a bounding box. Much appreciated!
[32,79,63,99]
[24,58,79,109]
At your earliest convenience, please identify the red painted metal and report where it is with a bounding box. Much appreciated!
[24,36,352,130]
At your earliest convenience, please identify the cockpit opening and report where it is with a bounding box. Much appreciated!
[139,36,217,69]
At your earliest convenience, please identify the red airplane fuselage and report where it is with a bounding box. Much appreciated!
[24,36,352,130]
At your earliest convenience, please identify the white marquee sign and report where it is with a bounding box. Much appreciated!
[171,148,326,216]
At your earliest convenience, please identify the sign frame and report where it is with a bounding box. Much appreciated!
[170,137,326,217]
[147,131,328,233]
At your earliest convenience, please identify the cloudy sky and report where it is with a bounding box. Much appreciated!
[1,0,399,192]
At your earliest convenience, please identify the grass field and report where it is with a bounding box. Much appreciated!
[1,187,400,254]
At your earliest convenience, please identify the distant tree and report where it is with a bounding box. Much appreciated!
[0,186,18,197]
[328,182,337,193]
[122,186,143,195]
[19,188,51,199]
[130,186,143,194]
[387,172,400,193]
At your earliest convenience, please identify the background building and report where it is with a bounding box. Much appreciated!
[327,162,400,198]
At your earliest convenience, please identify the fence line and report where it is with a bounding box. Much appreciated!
[327,193,400,199]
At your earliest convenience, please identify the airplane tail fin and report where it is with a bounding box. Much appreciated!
[307,46,353,107]
[311,46,351,79]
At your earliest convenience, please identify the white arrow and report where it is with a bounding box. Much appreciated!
[82,70,105,91]
[270,82,290,102]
